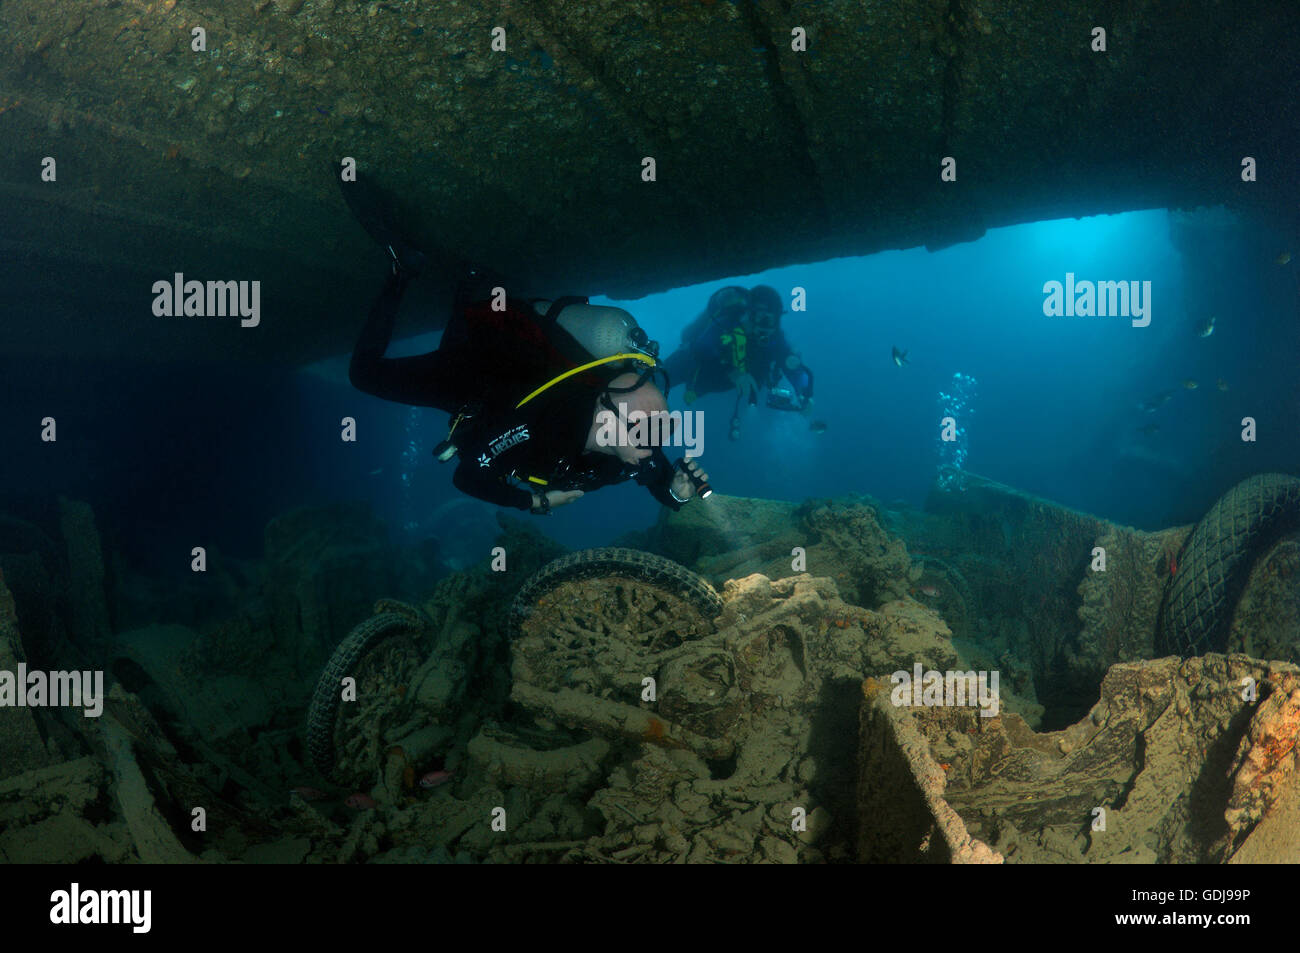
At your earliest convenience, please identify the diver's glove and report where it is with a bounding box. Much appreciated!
[671,457,712,501]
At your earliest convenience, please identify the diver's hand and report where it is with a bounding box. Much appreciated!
[670,459,709,502]
[531,490,584,513]
[729,370,758,405]
[799,395,815,416]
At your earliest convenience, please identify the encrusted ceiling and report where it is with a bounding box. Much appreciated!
[1,0,1296,363]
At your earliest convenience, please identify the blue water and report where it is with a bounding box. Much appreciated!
[556,209,1298,547]
[3,209,1295,569]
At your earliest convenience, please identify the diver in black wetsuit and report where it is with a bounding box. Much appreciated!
[348,243,709,516]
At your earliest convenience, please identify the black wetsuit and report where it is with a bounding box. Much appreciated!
[349,273,685,513]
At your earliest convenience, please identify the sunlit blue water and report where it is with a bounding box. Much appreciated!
[3,209,1295,567]
[571,208,1298,547]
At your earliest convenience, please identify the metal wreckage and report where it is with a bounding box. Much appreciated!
[1,472,1296,864]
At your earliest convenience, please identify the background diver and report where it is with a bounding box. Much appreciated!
[341,176,709,515]
[661,284,815,440]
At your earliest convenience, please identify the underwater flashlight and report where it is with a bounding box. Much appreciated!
[677,458,712,499]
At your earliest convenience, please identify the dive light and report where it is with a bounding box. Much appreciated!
[677,458,712,500]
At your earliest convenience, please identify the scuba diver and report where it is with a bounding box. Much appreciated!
[340,175,709,515]
[662,285,814,440]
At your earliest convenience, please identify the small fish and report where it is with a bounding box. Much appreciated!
[916,585,940,598]
[809,420,828,434]
[1182,379,1199,390]
[1194,315,1215,338]
[419,770,452,789]
[345,793,378,810]
[1276,250,1292,266]
[369,467,384,476]
[891,346,909,367]
[1137,423,1160,436]
[290,786,325,801]
[1216,378,1229,392]
[315,105,331,117]
[1138,390,1174,413]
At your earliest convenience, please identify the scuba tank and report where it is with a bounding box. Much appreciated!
[553,303,658,362]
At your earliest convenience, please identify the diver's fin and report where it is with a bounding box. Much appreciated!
[332,164,429,277]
